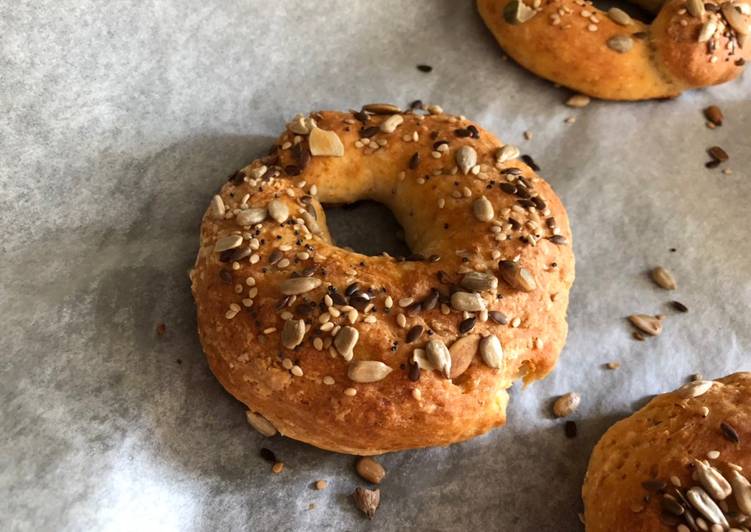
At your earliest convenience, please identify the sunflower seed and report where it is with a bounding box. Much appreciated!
[687,0,705,17]
[356,457,386,484]
[214,234,243,252]
[426,339,451,378]
[479,334,504,369]
[335,326,359,361]
[680,380,715,398]
[503,0,537,23]
[490,311,509,324]
[472,196,495,222]
[281,319,306,349]
[607,7,633,25]
[651,266,677,290]
[461,271,499,292]
[704,105,723,126]
[406,325,424,343]
[553,392,581,418]
[566,94,591,108]
[353,487,380,519]
[411,348,435,370]
[723,2,751,35]
[348,360,392,383]
[236,207,267,226]
[287,114,316,135]
[498,260,537,292]
[671,300,689,312]
[448,334,480,378]
[456,145,477,175]
[300,209,322,235]
[245,411,277,437]
[267,199,289,224]
[496,144,520,163]
[607,35,634,53]
[450,291,486,312]
[721,421,740,443]
[661,494,685,516]
[729,469,751,514]
[362,103,401,115]
[628,314,663,336]
[379,114,404,133]
[698,19,718,42]
[686,487,729,527]
[210,195,225,219]
[280,277,322,295]
[458,316,476,334]
[309,127,344,157]
[694,460,732,501]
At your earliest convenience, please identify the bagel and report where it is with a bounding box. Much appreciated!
[583,372,751,531]
[190,104,574,455]
[477,0,751,100]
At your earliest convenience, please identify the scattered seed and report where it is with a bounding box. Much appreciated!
[628,314,663,336]
[362,103,401,115]
[564,420,578,438]
[426,339,452,378]
[704,105,723,126]
[680,380,715,398]
[260,447,277,463]
[246,411,277,437]
[356,457,386,484]
[272,462,284,474]
[721,421,740,444]
[651,266,677,290]
[607,35,634,53]
[417,64,433,73]
[566,94,591,108]
[315,479,328,490]
[498,260,537,292]
[309,127,344,157]
[553,392,581,418]
[708,146,729,162]
[353,487,380,519]
[671,300,688,313]
[606,361,620,369]
[496,144,520,163]
[607,7,633,25]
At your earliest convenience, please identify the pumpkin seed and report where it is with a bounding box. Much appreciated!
[698,19,718,42]
[729,469,751,514]
[553,392,580,418]
[309,127,344,157]
[565,94,591,108]
[347,360,392,383]
[456,145,477,175]
[607,7,633,25]
[281,319,306,349]
[335,326,359,361]
[362,103,401,114]
[628,314,663,336]
[210,195,225,219]
[686,487,729,527]
[473,195,495,222]
[496,144,520,163]
[268,199,289,224]
[651,266,677,290]
[287,114,317,135]
[379,114,404,133]
[607,35,634,53]
[722,2,751,35]
[687,0,705,17]
[236,207,267,226]
[498,260,537,291]
[214,234,243,252]
[461,271,499,292]
[356,457,386,484]
[479,334,504,369]
[503,0,536,24]
[280,276,321,295]
[694,460,732,500]
[680,380,715,398]
[426,339,452,378]
[448,334,480,378]
[450,291,486,312]
[245,410,277,437]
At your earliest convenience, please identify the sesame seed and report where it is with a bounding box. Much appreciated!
[707,450,720,459]
[412,388,422,400]
[291,365,303,377]
[282,358,293,370]
[344,387,357,396]
[323,376,334,385]
[396,313,407,328]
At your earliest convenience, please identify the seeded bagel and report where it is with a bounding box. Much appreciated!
[583,372,751,531]
[477,0,751,100]
[190,105,574,455]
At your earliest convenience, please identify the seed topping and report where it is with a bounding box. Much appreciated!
[348,360,392,383]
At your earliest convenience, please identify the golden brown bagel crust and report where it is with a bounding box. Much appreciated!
[583,372,751,531]
[477,0,751,100]
[191,107,574,455]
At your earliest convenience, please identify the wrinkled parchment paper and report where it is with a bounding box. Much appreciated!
[2,1,749,530]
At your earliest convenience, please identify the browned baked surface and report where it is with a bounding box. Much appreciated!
[190,106,575,455]
[477,0,750,100]
[583,372,751,531]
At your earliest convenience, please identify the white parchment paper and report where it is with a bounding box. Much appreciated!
[1,1,749,530]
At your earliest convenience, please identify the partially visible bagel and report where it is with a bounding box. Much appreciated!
[191,105,574,455]
[583,372,751,531]
[477,0,751,100]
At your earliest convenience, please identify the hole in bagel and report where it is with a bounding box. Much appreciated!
[591,0,657,23]
[323,200,412,258]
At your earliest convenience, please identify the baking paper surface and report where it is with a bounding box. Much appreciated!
[1,1,750,530]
